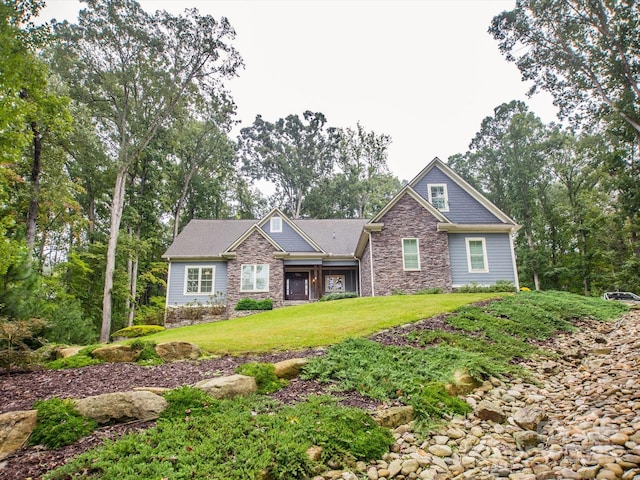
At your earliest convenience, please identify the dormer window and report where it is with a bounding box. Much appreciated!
[428,184,448,211]
[270,216,282,233]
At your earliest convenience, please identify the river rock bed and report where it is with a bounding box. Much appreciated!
[317,309,640,480]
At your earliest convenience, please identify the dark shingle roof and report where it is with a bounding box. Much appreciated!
[163,218,369,258]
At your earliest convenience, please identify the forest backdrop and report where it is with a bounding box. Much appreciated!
[1,0,639,344]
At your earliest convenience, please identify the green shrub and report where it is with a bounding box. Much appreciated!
[29,398,98,448]
[235,298,273,311]
[319,292,359,302]
[415,287,444,295]
[161,386,217,420]
[111,325,165,339]
[130,339,162,365]
[236,362,288,394]
[133,296,166,325]
[454,281,517,293]
[46,354,103,370]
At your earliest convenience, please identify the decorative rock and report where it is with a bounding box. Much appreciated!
[401,458,419,475]
[91,344,139,363]
[428,444,452,457]
[373,406,414,428]
[154,341,201,361]
[513,431,542,451]
[387,459,402,477]
[57,346,83,358]
[0,410,37,460]
[476,400,507,424]
[446,369,483,395]
[195,374,257,399]
[513,406,548,432]
[74,390,167,424]
[272,357,308,379]
[306,445,322,461]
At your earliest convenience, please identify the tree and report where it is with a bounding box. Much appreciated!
[51,0,242,342]
[239,111,337,219]
[449,101,559,290]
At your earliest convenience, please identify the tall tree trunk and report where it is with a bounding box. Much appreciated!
[26,121,42,250]
[173,165,197,240]
[100,165,128,343]
[524,228,541,291]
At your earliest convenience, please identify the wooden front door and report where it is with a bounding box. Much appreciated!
[285,272,309,301]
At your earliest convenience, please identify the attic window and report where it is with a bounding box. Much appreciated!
[427,184,449,211]
[270,217,282,233]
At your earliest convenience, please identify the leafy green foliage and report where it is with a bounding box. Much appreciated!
[234,298,273,311]
[111,325,165,338]
[454,281,517,293]
[46,394,392,480]
[236,362,288,394]
[318,292,359,302]
[29,398,97,449]
[46,354,103,370]
[129,339,162,365]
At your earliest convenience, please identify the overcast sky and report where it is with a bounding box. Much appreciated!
[40,0,559,183]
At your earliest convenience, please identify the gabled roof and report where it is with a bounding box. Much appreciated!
[258,207,325,253]
[370,185,450,224]
[162,219,255,259]
[409,157,517,225]
[225,223,286,253]
[293,218,370,255]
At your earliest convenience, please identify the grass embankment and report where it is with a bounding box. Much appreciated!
[43,291,626,480]
[146,293,501,354]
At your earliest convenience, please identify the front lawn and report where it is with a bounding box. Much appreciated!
[146,293,503,354]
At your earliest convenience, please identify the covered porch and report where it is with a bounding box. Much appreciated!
[281,258,359,302]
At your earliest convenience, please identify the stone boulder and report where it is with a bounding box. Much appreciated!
[0,410,37,460]
[57,346,83,358]
[514,430,543,451]
[373,406,414,428]
[195,374,257,399]
[91,345,139,363]
[154,341,201,362]
[74,391,168,424]
[513,405,548,432]
[273,358,308,379]
[476,400,507,423]
[445,369,483,395]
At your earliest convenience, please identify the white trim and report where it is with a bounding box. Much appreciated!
[402,238,421,271]
[465,237,489,273]
[509,233,520,289]
[240,263,270,292]
[270,216,282,233]
[427,183,449,212]
[183,265,216,295]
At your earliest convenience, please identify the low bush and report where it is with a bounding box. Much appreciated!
[454,280,517,293]
[318,292,358,302]
[236,362,288,394]
[111,325,165,339]
[46,354,103,370]
[46,394,392,480]
[130,339,163,365]
[29,398,98,449]
[235,298,273,311]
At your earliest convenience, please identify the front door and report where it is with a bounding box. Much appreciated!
[285,272,309,301]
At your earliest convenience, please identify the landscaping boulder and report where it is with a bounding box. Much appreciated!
[273,358,308,379]
[445,369,483,395]
[91,345,139,363]
[154,341,201,362]
[514,405,548,432]
[57,346,83,358]
[373,405,414,428]
[195,374,257,399]
[514,430,543,451]
[0,410,37,460]
[476,400,507,423]
[74,391,168,424]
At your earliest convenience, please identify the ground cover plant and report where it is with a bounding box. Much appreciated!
[144,293,502,354]
[29,398,98,449]
[45,390,393,480]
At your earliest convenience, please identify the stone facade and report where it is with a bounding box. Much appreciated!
[369,194,451,295]
[226,231,284,309]
[360,241,373,297]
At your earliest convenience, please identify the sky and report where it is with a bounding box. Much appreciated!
[39,0,559,183]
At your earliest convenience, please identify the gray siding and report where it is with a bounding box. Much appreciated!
[167,261,228,306]
[448,233,516,287]
[414,167,501,224]
[262,219,317,252]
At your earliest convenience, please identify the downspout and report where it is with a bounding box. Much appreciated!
[369,231,375,297]
[509,230,520,290]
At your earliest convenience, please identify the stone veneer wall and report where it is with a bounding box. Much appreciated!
[371,194,452,295]
[360,241,373,297]
[226,231,284,310]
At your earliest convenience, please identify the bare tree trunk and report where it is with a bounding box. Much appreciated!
[525,229,541,291]
[128,249,139,327]
[173,165,197,239]
[26,122,42,250]
[100,165,128,343]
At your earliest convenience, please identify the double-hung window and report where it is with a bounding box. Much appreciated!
[184,266,214,294]
[427,184,449,211]
[466,238,489,273]
[402,238,420,271]
[241,264,269,292]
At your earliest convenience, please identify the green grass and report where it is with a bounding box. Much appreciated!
[147,293,502,354]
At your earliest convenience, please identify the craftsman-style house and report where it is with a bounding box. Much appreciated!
[163,158,520,313]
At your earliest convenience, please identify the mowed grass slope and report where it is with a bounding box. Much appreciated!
[145,293,504,354]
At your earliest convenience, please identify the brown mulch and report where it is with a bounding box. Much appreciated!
[0,313,464,480]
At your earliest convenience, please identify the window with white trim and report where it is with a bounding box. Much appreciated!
[427,183,449,211]
[270,217,282,233]
[241,264,270,292]
[466,238,489,273]
[402,238,421,271]
[184,266,214,294]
